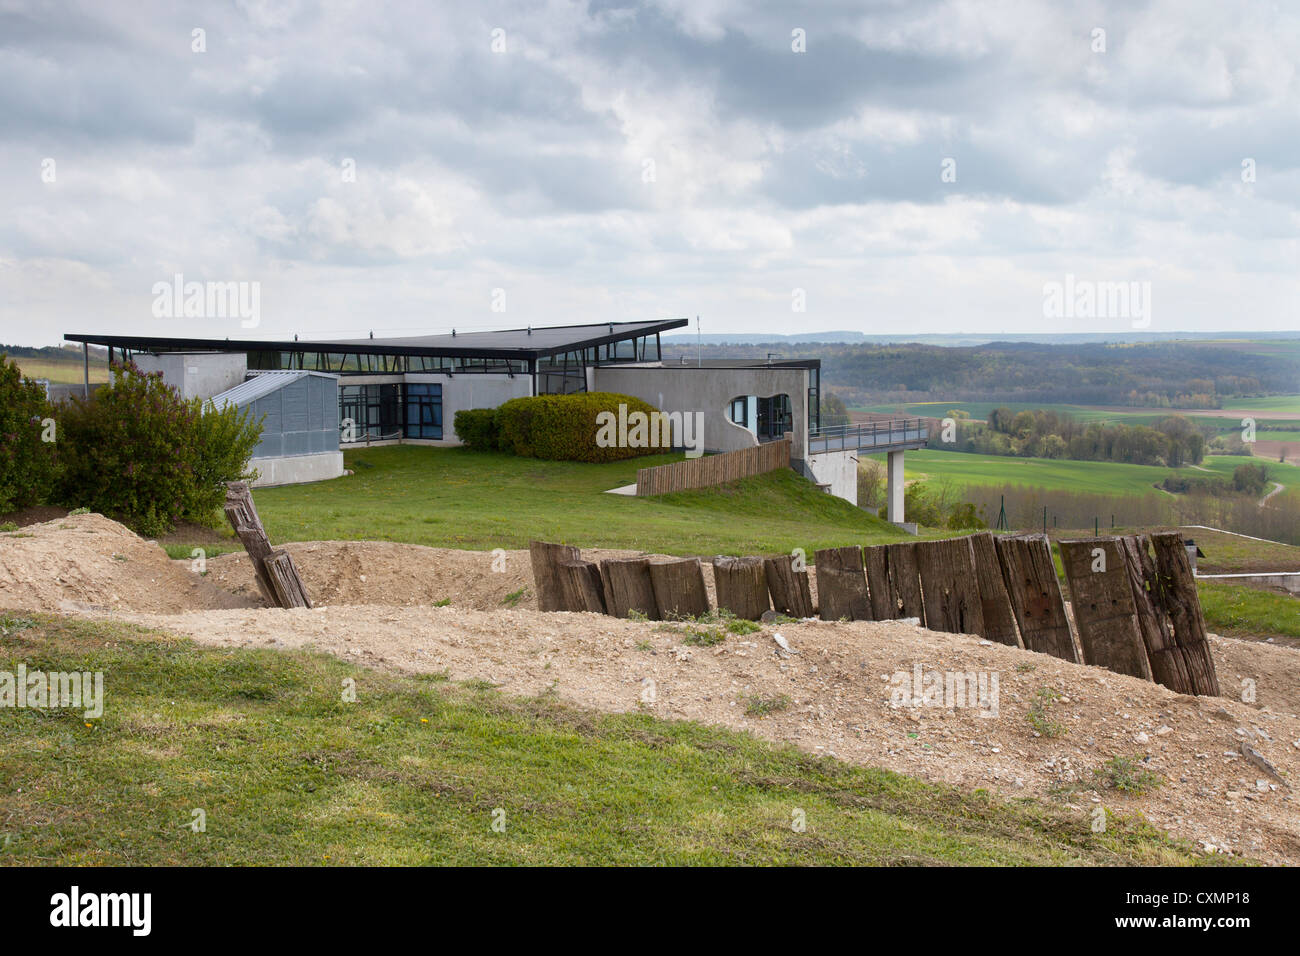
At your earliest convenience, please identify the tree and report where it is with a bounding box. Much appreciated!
[0,355,58,513]
[819,393,851,427]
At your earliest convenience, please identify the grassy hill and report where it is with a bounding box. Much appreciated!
[251,445,909,556]
[0,615,1215,866]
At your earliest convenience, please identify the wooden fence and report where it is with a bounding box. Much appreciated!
[529,529,1220,697]
[635,438,791,496]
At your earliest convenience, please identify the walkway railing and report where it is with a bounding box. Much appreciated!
[807,417,928,453]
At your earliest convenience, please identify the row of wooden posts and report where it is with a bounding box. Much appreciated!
[528,530,1219,697]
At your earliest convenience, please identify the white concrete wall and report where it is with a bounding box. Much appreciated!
[806,449,857,505]
[249,451,344,487]
[133,352,247,401]
[591,365,810,458]
[405,372,533,444]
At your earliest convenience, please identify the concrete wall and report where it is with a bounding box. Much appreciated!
[334,372,532,446]
[133,352,247,401]
[806,449,857,505]
[249,451,344,487]
[591,365,810,458]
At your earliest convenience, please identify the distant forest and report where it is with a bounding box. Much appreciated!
[662,338,1299,408]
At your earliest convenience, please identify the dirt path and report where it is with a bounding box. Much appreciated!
[1261,482,1286,506]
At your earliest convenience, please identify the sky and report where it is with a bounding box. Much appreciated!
[1,0,1297,347]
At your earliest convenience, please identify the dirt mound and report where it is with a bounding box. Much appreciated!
[116,602,1300,865]
[0,513,256,614]
[205,544,740,612]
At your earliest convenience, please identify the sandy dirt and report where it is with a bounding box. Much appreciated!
[4,512,1299,864]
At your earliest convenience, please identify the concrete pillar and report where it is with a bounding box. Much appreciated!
[887,449,905,524]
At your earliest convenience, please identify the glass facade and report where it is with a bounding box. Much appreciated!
[339,382,442,441]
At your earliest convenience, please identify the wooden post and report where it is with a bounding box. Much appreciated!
[600,557,660,619]
[1120,535,1194,693]
[223,481,311,609]
[968,532,1020,647]
[994,533,1078,662]
[529,541,580,612]
[885,542,925,623]
[558,559,606,614]
[1059,537,1153,680]
[648,557,710,619]
[914,537,985,636]
[712,556,770,620]
[764,554,814,618]
[265,550,312,609]
[863,544,900,619]
[1149,532,1220,696]
[813,546,872,621]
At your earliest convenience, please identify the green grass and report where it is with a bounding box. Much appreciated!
[250,445,909,556]
[1197,582,1300,640]
[891,449,1300,498]
[12,357,110,385]
[0,615,1223,866]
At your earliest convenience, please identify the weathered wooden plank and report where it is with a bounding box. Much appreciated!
[712,556,770,620]
[914,537,985,635]
[648,557,710,619]
[599,557,660,619]
[264,550,313,608]
[968,532,1020,647]
[885,542,925,623]
[1119,534,1194,693]
[863,545,899,619]
[994,533,1078,662]
[529,541,580,612]
[223,481,277,606]
[764,554,814,618]
[814,546,872,621]
[1149,532,1220,696]
[1059,537,1152,680]
[558,559,606,614]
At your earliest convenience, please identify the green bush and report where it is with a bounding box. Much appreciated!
[453,408,501,452]
[56,363,264,536]
[0,355,59,513]
[496,392,663,463]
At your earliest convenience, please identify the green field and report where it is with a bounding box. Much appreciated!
[250,445,910,556]
[1196,583,1300,641]
[10,356,109,385]
[852,400,1300,432]
[0,614,1215,866]
[887,449,1300,497]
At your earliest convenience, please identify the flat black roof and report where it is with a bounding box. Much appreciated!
[65,318,689,361]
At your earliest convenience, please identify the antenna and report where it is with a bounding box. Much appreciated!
[696,315,701,368]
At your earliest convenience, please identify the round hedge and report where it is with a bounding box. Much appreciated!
[495,392,664,462]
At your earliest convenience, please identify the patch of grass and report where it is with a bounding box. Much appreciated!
[67,507,91,517]
[160,543,243,561]
[1095,756,1163,795]
[432,598,452,608]
[0,614,1223,865]
[1197,582,1300,639]
[743,694,791,717]
[501,588,528,608]
[1027,688,1068,739]
[248,445,910,556]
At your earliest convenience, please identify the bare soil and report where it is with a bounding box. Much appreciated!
[4,512,1299,864]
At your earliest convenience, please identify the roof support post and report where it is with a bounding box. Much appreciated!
[83,342,90,398]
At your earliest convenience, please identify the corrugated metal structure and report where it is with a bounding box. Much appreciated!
[210,371,340,461]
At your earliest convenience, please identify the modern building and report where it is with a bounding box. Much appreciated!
[64,320,926,517]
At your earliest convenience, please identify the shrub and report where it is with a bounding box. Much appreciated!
[453,408,501,452]
[56,363,263,536]
[0,355,59,513]
[496,392,662,463]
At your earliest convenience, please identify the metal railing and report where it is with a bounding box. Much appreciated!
[808,417,929,452]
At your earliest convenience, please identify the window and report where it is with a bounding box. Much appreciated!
[404,383,442,439]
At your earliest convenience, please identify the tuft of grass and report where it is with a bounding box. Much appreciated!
[1027,688,1069,739]
[0,613,1225,866]
[743,694,791,717]
[501,588,528,608]
[67,507,91,516]
[1094,756,1164,795]
[0,521,18,533]
[161,543,242,561]
[432,598,452,608]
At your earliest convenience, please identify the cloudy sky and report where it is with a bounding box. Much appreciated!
[1,0,1296,347]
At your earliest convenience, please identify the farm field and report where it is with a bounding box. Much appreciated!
[852,398,1300,429]
[9,356,109,384]
[250,445,910,556]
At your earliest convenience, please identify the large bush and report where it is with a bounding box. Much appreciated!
[496,392,662,463]
[56,363,264,536]
[0,355,59,513]
[452,408,501,452]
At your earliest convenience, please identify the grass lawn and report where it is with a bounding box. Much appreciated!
[11,357,110,385]
[1196,583,1300,640]
[249,445,908,556]
[0,614,1219,866]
